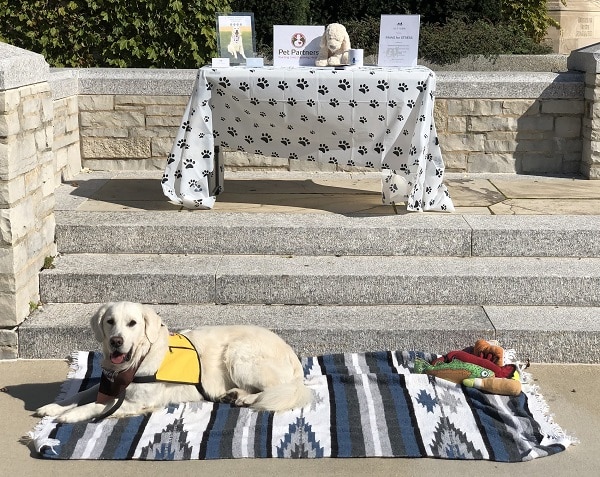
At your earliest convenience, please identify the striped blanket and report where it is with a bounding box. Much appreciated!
[30,350,571,461]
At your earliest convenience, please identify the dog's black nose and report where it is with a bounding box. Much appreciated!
[110,336,124,349]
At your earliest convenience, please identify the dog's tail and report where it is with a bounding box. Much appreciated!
[250,380,313,412]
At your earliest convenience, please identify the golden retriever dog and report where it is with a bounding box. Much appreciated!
[227,26,246,60]
[36,302,312,423]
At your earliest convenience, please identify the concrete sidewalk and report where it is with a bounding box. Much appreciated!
[1,359,598,476]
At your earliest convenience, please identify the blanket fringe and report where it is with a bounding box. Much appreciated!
[507,350,576,447]
[28,351,84,455]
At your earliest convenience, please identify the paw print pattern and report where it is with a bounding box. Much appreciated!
[369,100,379,108]
[167,153,176,164]
[278,81,289,90]
[298,137,310,146]
[338,140,350,150]
[184,158,195,169]
[268,98,277,106]
[218,77,231,87]
[338,79,350,90]
[244,135,253,144]
[393,147,403,156]
[359,116,367,124]
[256,77,269,89]
[300,115,308,122]
[398,82,408,92]
[250,98,259,105]
[407,100,415,109]
[328,157,338,164]
[281,138,291,146]
[177,139,190,149]
[347,160,355,166]
[416,80,426,92]
[202,150,211,159]
[349,100,358,108]
[307,99,316,107]
[227,127,237,137]
[337,115,345,121]
[261,133,272,143]
[161,173,169,183]
[175,169,182,179]
[374,143,384,153]
[378,115,385,122]
[288,98,297,106]
[365,162,374,168]
[377,80,389,91]
[317,115,326,123]
[297,78,309,89]
[359,84,369,94]
[329,98,339,107]
[358,146,368,155]
[318,85,329,95]
[239,82,249,92]
[409,146,417,155]
[182,121,192,132]
[289,152,298,160]
[388,100,397,108]
[319,144,329,153]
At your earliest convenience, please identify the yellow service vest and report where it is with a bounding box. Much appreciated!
[154,333,201,384]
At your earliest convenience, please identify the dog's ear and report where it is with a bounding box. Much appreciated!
[320,26,329,48]
[341,27,351,51]
[90,303,111,342]
[142,304,163,344]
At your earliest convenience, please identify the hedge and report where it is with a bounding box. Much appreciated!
[0,0,230,68]
[0,0,558,67]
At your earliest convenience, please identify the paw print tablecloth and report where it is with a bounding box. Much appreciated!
[162,66,454,212]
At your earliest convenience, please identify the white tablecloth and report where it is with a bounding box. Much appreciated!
[162,65,454,212]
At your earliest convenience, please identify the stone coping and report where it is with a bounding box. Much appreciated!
[0,42,49,90]
[47,66,585,100]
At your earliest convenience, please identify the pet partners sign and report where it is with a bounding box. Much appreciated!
[377,14,420,67]
[273,25,324,66]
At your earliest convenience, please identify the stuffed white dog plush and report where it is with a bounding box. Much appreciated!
[315,23,351,66]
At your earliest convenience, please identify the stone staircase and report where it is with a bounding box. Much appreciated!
[21,211,600,363]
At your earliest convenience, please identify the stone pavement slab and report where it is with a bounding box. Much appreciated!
[56,170,600,216]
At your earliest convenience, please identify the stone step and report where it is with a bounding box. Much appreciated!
[20,303,600,363]
[39,253,600,306]
[54,211,600,257]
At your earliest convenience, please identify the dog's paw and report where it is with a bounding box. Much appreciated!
[54,405,100,423]
[36,403,72,417]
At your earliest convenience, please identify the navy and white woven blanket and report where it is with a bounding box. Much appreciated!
[30,350,571,461]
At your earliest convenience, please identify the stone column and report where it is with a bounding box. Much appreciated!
[0,43,57,358]
[547,1,600,54]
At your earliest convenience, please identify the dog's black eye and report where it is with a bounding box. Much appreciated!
[106,318,115,325]
[127,320,137,327]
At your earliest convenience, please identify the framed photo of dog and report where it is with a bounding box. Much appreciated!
[216,12,256,65]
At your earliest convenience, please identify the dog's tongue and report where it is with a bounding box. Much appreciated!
[111,352,127,364]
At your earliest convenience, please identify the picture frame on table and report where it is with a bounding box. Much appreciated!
[216,12,256,65]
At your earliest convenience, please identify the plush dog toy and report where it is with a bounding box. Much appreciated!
[315,23,351,66]
[413,340,523,396]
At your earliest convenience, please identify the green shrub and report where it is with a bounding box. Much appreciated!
[0,0,231,68]
[419,18,553,65]
[502,0,565,43]
[344,16,552,64]
[310,0,502,25]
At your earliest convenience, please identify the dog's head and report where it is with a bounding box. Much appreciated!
[320,23,350,55]
[90,302,164,371]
